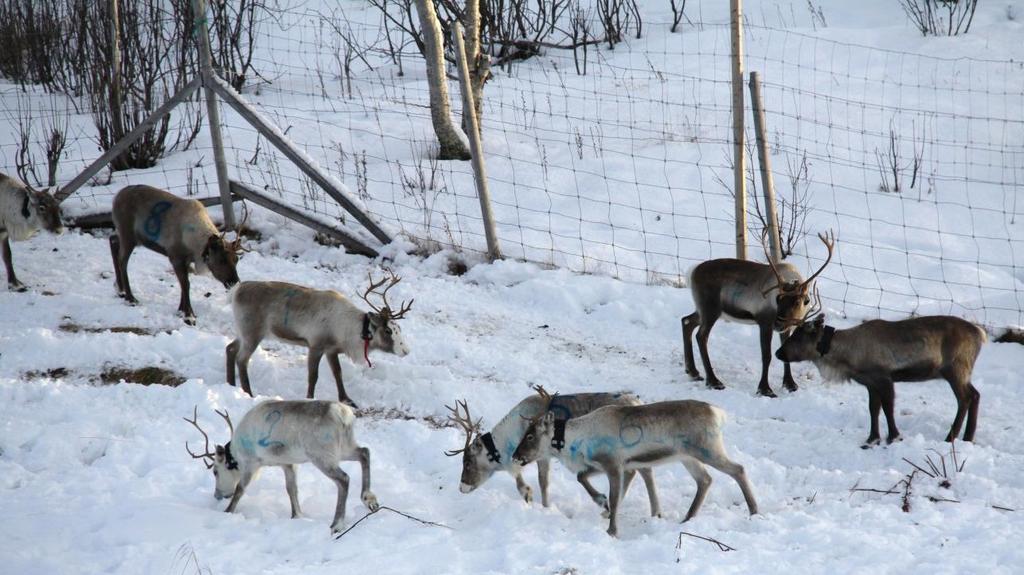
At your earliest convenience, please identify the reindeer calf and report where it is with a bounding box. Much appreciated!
[776,314,986,447]
[110,185,240,324]
[0,173,63,291]
[514,400,758,537]
[185,400,379,533]
[226,274,411,406]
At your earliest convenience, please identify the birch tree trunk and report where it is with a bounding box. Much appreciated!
[462,0,490,137]
[414,0,470,160]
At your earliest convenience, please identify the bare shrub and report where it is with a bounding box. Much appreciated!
[669,0,687,33]
[209,0,274,91]
[899,0,978,36]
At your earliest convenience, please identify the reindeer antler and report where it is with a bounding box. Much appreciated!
[215,408,234,436]
[184,405,216,469]
[443,399,481,457]
[361,271,414,320]
[799,230,836,290]
[759,228,793,296]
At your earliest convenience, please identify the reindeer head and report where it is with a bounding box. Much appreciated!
[763,230,834,331]
[202,234,242,290]
[443,399,496,492]
[24,186,64,235]
[512,385,557,466]
[360,271,413,357]
[775,314,828,363]
[184,406,240,500]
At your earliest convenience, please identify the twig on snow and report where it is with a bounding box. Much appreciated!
[334,505,452,540]
[675,531,735,562]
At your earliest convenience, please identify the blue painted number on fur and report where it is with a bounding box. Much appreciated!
[143,201,172,241]
[258,410,286,450]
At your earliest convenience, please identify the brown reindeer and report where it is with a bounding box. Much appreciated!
[682,231,835,397]
[109,185,241,324]
[776,314,986,447]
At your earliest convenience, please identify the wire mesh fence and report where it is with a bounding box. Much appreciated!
[1,4,1020,328]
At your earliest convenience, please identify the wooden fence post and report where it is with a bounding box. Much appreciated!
[749,71,782,262]
[191,0,236,230]
[451,22,501,261]
[731,0,746,259]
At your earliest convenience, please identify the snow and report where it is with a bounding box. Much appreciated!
[2,1,1024,574]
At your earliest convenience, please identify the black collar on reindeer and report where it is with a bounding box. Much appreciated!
[361,313,373,367]
[222,441,239,470]
[21,194,30,219]
[817,325,837,357]
[480,432,501,464]
[551,419,568,451]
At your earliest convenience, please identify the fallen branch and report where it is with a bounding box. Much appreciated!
[900,471,916,513]
[992,505,1016,512]
[675,531,735,561]
[334,506,452,540]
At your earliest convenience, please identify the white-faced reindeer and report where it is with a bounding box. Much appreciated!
[109,185,241,324]
[682,231,835,397]
[0,173,64,291]
[185,400,379,533]
[445,387,660,515]
[226,272,412,407]
[775,314,986,448]
[513,397,758,537]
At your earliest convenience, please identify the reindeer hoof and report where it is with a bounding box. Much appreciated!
[182,314,197,326]
[9,282,27,292]
[757,386,778,398]
[331,520,346,534]
[705,380,726,390]
[783,381,799,393]
[341,397,359,409]
[886,434,903,445]
[362,492,380,512]
[520,485,533,504]
[860,438,881,449]
[686,370,703,382]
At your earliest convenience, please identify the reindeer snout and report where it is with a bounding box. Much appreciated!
[214,491,228,500]
[459,482,475,494]
[223,278,239,290]
[775,348,785,361]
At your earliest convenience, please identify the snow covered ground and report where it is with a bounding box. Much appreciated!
[2,0,1024,574]
[2,228,1023,574]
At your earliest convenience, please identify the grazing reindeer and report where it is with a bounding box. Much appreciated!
[0,173,63,291]
[109,185,241,324]
[682,231,835,397]
[226,272,412,406]
[775,314,986,447]
[513,398,758,537]
[446,387,660,516]
[184,401,379,533]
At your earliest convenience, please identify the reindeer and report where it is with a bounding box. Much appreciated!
[775,314,986,447]
[109,185,241,324]
[226,272,412,406]
[513,397,758,537]
[0,173,63,291]
[682,231,835,397]
[184,401,379,533]
[445,386,660,516]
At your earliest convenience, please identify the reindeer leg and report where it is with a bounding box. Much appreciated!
[3,234,26,291]
[696,311,725,390]
[306,348,324,399]
[604,464,624,537]
[283,464,302,518]
[879,380,901,444]
[226,340,239,387]
[115,235,139,304]
[756,322,778,398]
[680,457,713,522]
[780,329,798,392]
[942,368,970,443]
[639,468,661,518]
[861,384,882,448]
[682,312,703,380]
[234,339,258,397]
[576,469,609,513]
[963,383,980,442]
[514,470,534,504]
[354,446,379,511]
[537,458,551,507]
[701,444,758,516]
[170,255,195,325]
[327,353,356,408]
[312,460,351,533]
[224,470,256,513]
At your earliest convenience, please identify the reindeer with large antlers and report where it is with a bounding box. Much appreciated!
[682,231,835,397]
[184,400,379,533]
[226,271,412,406]
[445,386,661,516]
